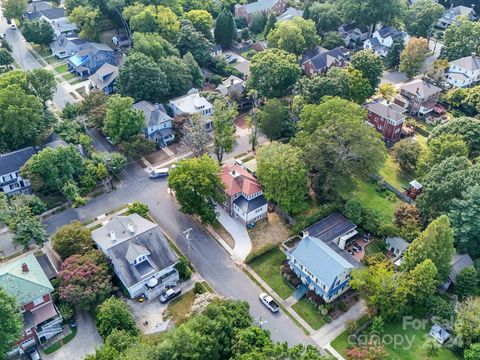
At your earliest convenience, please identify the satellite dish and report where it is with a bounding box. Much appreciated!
[147,278,158,287]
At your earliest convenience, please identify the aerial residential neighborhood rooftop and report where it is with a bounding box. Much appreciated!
[0,0,479,359]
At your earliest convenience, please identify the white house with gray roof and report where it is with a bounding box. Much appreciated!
[92,214,179,299]
[0,147,36,195]
[444,54,480,88]
[437,5,476,29]
[168,88,214,131]
[26,7,77,38]
[363,26,409,57]
[50,35,89,59]
[133,101,175,146]
[287,213,362,302]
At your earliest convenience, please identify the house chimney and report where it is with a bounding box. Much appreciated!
[127,223,135,234]
[230,78,235,86]
[21,263,29,272]
[302,231,309,239]
[110,231,116,242]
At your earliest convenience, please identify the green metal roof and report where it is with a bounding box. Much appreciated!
[0,254,53,306]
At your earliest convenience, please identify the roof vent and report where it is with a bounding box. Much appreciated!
[302,231,309,239]
[127,223,135,234]
[230,170,240,178]
[21,263,29,272]
[110,231,116,242]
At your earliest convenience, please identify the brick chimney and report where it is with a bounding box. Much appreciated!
[21,263,29,272]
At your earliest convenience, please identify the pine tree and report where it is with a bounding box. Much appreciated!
[214,8,235,48]
[264,13,277,36]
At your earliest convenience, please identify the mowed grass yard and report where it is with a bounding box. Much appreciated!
[332,321,460,360]
[291,298,326,330]
[166,290,196,325]
[249,247,294,300]
[337,176,400,223]
[378,153,412,190]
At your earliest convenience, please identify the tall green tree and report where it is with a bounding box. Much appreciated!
[131,32,179,62]
[177,20,213,66]
[181,113,210,156]
[0,289,22,359]
[0,48,13,66]
[249,12,267,34]
[465,344,480,360]
[214,8,235,48]
[158,56,193,98]
[449,185,480,256]
[213,99,237,163]
[455,297,480,346]
[350,49,383,91]
[248,48,301,98]
[103,95,145,144]
[96,297,138,339]
[267,17,319,56]
[404,0,444,38]
[1,0,27,19]
[454,266,479,299]
[183,52,203,88]
[257,142,308,214]
[68,5,101,40]
[27,69,56,106]
[393,138,421,172]
[430,117,480,157]
[21,20,54,49]
[339,0,405,32]
[399,37,430,79]
[118,52,168,102]
[401,215,455,283]
[184,9,214,39]
[168,155,224,224]
[309,2,343,35]
[13,216,48,247]
[385,38,404,69]
[407,259,438,307]
[52,221,93,260]
[259,98,289,141]
[263,13,276,36]
[441,17,480,61]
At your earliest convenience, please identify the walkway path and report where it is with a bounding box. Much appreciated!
[216,205,252,260]
[311,300,367,347]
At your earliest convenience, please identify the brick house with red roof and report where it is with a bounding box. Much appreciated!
[220,164,268,225]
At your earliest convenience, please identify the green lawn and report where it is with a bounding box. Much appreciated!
[249,247,294,300]
[54,63,68,73]
[337,177,399,223]
[62,72,78,81]
[291,298,326,330]
[32,44,52,57]
[365,239,387,256]
[378,153,411,190]
[331,316,369,354]
[332,320,460,360]
[44,56,60,65]
[69,78,86,85]
[166,290,196,325]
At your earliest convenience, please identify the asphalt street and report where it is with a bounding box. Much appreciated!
[0,13,76,109]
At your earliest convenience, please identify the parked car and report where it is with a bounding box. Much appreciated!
[259,293,279,313]
[159,287,181,303]
[228,57,238,64]
[0,33,5,39]
[10,21,16,30]
[27,347,41,360]
[224,53,232,60]
[149,168,169,179]
[105,136,115,145]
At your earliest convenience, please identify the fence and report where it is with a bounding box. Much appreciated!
[413,125,430,137]
[272,204,297,226]
[369,174,414,204]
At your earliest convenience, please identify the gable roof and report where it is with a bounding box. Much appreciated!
[400,79,442,98]
[169,89,213,114]
[277,7,303,22]
[449,253,474,284]
[300,46,349,71]
[41,7,66,20]
[236,0,280,14]
[221,164,262,197]
[385,236,410,252]
[107,227,179,288]
[0,254,53,306]
[444,5,475,17]
[450,54,480,72]
[89,63,119,89]
[290,236,355,287]
[233,194,267,213]
[50,35,89,52]
[134,101,172,128]
[0,147,36,176]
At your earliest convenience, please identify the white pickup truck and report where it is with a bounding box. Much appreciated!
[259,293,280,313]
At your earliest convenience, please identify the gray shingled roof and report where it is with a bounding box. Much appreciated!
[449,253,474,284]
[236,0,280,14]
[41,8,66,20]
[450,55,480,72]
[400,79,442,98]
[107,227,179,288]
[88,63,119,89]
[0,147,36,176]
[133,101,172,128]
[385,236,409,253]
[365,100,406,123]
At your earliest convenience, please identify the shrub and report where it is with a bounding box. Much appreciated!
[126,201,150,219]
[58,303,75,322]
[210,74,223,85]
[346,319,358,334]
[336,301,348,312]
[194,281,206,294]
[175,256,192,281]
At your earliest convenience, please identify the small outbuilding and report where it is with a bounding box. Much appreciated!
[429,324,450,345]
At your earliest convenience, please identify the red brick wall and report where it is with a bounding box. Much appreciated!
[23,294,51,312]
[367,112,402,142]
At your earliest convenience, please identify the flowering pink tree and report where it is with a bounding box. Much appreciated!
[58,251,112,309]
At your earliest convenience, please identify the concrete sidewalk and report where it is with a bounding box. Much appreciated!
[216,205,252,261]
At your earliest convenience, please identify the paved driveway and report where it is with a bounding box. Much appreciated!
[216,205,252,260]
[43,311,103,360]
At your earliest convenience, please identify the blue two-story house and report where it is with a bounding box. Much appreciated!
[67,42,117,78]
[287,213,362,303]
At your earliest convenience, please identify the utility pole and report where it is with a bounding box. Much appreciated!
[249,90,259,151]
[183,228,193,258]
[255,316,267,329]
